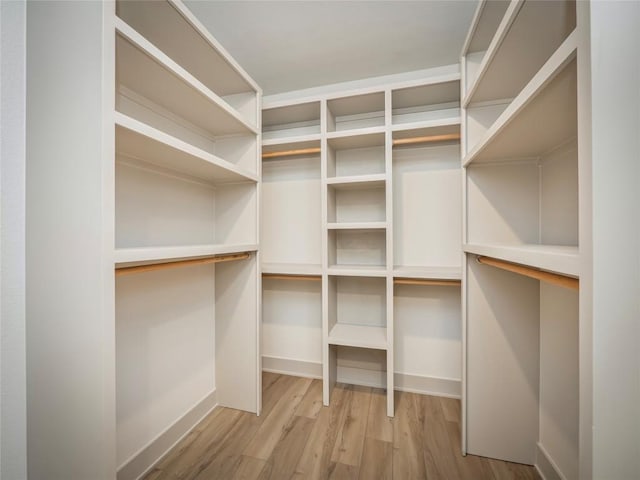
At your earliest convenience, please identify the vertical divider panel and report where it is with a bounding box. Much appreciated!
[460,49,469,456]
[321,99,331,405]
[256,93,263,415]
[384,89,395,416]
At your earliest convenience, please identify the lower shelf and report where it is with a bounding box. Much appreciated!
[115,243,258,267]
[327,323,388,350]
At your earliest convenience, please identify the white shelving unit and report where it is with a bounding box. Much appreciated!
[261,72,462,417]
[112,2,261,478]
[461,1,584,479]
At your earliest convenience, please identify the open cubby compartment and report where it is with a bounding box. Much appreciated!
[327,228,387,271]
[115,32,258,175]
[262,140,322,268]
[463,1,510,97]
[465,0,576,106]
[327,181,386,224]
[262,276,322,373]
[393,282,462,397]
[116,251,259,463]
[465,257,578,476]
[327,132,386,178]
[327,91,385,132]
[115,157,257,250]
[393,139,461,271]
[391,80,460,126]
[263,101,321,141]
[116,0,258,127]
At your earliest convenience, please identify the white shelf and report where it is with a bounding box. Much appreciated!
[116,19,257,137]
[327,127,386,145]
[392,80,460,126]
[327,323,388,350]
[463,32,577,166]
[262,134,322,148]
[327,222,387,230]
[393,266,462,280]
[391,116,461,134]
[326,174,386,189]
[464,243,579,277]
[116,113,257,184]
[327,265,387,277]
[261,263,322,276]
[263,101,321,140]
[463,0,576,107]
[115,243,258,267]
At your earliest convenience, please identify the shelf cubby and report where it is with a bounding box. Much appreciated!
[263,101,321,141]
[464,0,576,107]
[262,141,321,268]
[327,91,385,132]
[327,132,385,178]
[393,139,461,273]
[327,181,386,224]
[116,0,258,128]
[327,227,386,272]
[391,80,460,127]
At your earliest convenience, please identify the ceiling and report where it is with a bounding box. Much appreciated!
[185,1,478,96]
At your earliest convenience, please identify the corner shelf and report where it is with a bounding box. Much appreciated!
[327,324,388,350]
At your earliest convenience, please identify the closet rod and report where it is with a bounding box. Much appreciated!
[115,252,251,277]
[262,147,321,159]
[392,133,461,147]
[394,278,461,287]
[262,273,321,281]
[476,256,579,290]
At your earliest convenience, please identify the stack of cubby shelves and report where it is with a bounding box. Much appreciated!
[112,1,261,475]
[262,73,462,416]
[461,1,582,479]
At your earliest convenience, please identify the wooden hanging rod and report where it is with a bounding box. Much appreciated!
[476,256,579,290]
[115,252,251,277]
[262,147,321,159]
[392,133,460,147]
[394,278,461,287]
[262,273,321,281]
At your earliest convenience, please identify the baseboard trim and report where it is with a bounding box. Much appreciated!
[535,442,566,480]
[117,389,218,480]
[262,356,461,398]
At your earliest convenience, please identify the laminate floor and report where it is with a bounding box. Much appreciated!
[143,373,539,480]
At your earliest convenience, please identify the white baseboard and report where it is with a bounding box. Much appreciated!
[262,355,461,399]
[535,442,566,480]
[117,389,218,480]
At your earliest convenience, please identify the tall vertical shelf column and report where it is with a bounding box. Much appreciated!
[262,68,462,419]
[112,1,261,478]
[461,1,582,479]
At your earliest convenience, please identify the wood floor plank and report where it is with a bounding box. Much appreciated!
[243,376,312,460]
[439,396,461,424]
[231,456,268,480]
[392,391,426,479]
[441,417,496,480]
[331,385,372,466]
[366,388,393,442]
[258,415,315,480]
[358,437,392,480]
[421,394,463,480]
[292,383,349,480]
[329,462,359,480]
[489,458,540,480]
[295,378,324,419]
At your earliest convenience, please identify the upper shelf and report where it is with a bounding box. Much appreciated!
[464,1,511,57]
[464,0,576,106]
[115,243,259,267]
[327,92,385,133]
[116,20,257,138]
[464,32,577,166]
[116,112,257,184]
[263,101,321,141]
[393,266,462,281]
[116,0,258,98]
[392,80,460,126]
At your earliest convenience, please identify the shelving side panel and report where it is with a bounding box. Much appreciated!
[262,277,322,369]
[539,282,579,480]
[465,102,508,154]
[215,254,259,412]
[466,259,540,465]
[262,156,322,265]
[214,182,258,245]
[466,162,539,245]
[393,143,462,269]
[116,265,216,466]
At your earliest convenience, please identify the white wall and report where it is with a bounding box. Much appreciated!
[0,1,27,478]
[26,2,115,478]
[590,2,640,478]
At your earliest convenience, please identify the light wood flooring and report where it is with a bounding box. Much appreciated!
[144,373,539,480]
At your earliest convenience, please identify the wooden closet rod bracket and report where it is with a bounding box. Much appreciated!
[262,273,321,281]
[392,133,461,147]
[115,252,251,277]
[262,147,321,159]
[394,278,461,287]
[476,256,579,290]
